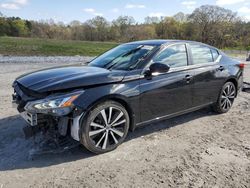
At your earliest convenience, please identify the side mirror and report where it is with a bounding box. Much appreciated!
[144,63,170,79]
[149,63,170,74]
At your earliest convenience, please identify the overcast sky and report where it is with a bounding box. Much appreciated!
[0,0,250,23]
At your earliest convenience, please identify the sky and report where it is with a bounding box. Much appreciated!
[0,0,250,23]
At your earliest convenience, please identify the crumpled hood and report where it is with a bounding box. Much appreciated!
[16,65,126,93]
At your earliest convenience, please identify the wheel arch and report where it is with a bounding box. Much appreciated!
[80,94,136,132]
[225,77,238,97]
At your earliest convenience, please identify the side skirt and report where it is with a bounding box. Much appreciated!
[135,103,213,128]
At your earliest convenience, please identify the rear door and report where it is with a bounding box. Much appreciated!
[139,43,194,123]
[187,43,226,107]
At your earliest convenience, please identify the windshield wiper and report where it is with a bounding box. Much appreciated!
[104,45,144,70]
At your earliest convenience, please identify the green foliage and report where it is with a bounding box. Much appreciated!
[11,19,30,36]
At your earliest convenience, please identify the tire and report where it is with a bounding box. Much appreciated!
[80,101,130,154]
[213,81,236,114]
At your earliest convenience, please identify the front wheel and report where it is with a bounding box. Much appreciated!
[213,82,236,113]
[80,101,130,154]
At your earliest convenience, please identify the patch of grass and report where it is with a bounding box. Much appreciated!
[0,37,118,56]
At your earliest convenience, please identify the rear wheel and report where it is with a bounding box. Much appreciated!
[213,82,236,113]
[80,101,130,154]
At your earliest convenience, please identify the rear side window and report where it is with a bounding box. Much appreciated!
[153,44,188,68]
[189,44,213,65]
[211,48,219,61]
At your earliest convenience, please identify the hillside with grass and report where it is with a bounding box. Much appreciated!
[0,37,118,56]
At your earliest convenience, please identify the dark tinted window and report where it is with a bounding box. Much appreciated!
[189,44,213,64]
[153,44,188,68]
[211,48,219,61]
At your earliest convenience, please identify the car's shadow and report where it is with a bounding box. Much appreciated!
[0,107,217,171]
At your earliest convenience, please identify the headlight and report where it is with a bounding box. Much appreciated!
[25,90,84,116]
[33,95,78,110]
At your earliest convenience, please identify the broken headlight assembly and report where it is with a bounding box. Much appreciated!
[24,90,84,116]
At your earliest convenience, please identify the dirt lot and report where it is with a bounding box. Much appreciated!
[0,60,249,188]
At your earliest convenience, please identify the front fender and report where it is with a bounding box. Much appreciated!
[72,82,140,125]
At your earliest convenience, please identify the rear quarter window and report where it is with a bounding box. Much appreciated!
[211,48,219,61]
[189,44,213,65]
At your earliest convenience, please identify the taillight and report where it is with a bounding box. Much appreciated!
[238,63,245,69]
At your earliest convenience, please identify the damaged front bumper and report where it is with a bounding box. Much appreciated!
[12,82,85,142]
[20,111,38,126]
[20,110,84,141]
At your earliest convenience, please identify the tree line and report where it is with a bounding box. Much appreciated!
[0,5,250,49]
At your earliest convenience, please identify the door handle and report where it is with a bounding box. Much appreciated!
[217,66,225,71]
[185,75,193,83]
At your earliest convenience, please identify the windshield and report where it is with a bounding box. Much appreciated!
[89,44,156,71]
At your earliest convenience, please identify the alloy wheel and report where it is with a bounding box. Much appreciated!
[220,83,236,111]
[88,106,127,150]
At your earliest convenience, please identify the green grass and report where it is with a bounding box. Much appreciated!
[0,37,118,56]
[1,36,248,57]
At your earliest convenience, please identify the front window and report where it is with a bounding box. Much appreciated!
[89,44,156,70]
[152,44,188,68]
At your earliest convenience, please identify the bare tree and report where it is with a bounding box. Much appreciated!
[173,12,189,22]
[112,16,135,41]
[144,16,160,24]
[189,5,239,47]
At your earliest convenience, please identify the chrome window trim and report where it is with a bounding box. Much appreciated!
[140,54,222,78]
[140,41,222,78]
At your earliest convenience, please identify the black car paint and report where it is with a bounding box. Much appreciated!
[17,66,126,93]
[13,40,243,131]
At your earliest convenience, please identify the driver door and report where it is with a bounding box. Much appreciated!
[139,43,194,123]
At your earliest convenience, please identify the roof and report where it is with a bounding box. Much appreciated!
[126,39,193,46]
[125,39,218,50]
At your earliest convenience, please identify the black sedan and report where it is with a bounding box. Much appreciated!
[12,40,244,154]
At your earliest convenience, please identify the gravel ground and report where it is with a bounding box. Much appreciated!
[0,57,249,188]
[0,56,93,64]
